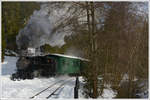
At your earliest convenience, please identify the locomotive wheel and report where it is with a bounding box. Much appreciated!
[17,78,21,81]
[10,73,19,81]
[10,76,16,81]
[12,78,16,81]
[25,72,34,79]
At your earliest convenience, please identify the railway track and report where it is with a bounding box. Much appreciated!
[30,78,73,99]
[46,79,71,99]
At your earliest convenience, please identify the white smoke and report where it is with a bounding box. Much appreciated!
[65,47,83,57]
[16,3,75,49]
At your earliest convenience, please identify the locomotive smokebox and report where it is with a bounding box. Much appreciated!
[16,57,31,70]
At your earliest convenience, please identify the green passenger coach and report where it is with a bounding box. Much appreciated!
[46,54,88,75]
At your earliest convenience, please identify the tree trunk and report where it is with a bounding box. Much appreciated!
[91,2,98,98]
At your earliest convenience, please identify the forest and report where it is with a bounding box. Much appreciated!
[2,2,148,98]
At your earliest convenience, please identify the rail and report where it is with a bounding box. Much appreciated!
[30,78,72,99]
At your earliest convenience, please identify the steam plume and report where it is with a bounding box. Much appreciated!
[16,3,73,49]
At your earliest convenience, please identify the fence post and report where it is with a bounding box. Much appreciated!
[74,76,79,98]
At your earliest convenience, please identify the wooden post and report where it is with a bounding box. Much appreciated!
[74,77,79,98]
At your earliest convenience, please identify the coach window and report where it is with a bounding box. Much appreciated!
[62,59,65,65]
[73,61,76,66]
[78,61,80,66]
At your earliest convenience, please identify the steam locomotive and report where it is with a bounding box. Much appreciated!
[11,55,56,80]
[11,54,88,81]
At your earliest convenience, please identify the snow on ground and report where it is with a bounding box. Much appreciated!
[1,56,77,99]
[102,87,117,98]
[5,49,18,56]
[1,56,116,99]
[1,56,18,75]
